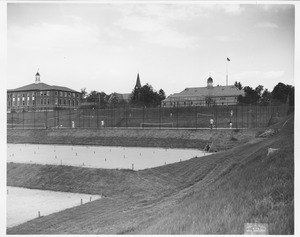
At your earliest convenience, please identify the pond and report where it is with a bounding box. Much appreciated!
[7,144,210,170]
[7,186,101,228]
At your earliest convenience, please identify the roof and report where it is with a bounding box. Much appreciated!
[108,93,131,103]
[7,82,80,93]
[164,85,244,101]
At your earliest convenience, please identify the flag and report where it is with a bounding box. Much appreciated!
[227,57,230,61]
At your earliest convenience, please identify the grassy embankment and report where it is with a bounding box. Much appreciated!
[7,127,258,150]
[7,115,294,234]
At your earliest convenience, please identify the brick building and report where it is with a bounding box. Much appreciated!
[7,72,81,112]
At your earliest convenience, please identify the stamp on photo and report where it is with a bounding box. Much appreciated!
[244,223,268,235]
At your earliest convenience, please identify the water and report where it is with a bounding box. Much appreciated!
[7,144,210,170]
[7,186,101,228]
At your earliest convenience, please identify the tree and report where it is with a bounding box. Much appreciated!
[234,81,243,90]
[86,91,108,108]
[158,89,166,101]
[260,88,272,106]
[130,84,164,107]
[237,86,261,105]
[81,88,87,100]
[271,82,294,105]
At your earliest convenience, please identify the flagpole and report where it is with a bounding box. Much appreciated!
[226,59,228,86]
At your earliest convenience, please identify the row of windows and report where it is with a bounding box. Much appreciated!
[8,99,80,107]
[7,91,80,99]
[56,99,79,106]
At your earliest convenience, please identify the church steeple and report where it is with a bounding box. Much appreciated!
[135,73,141,90]
[35,71,40,84]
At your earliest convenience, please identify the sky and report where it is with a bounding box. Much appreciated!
[6,2,295,97]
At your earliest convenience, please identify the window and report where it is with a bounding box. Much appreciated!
[47,91,50,96]
[40,99,43,105]
[64,99,66,105]
[60,91,63,96]
[55,91,58,96]
[65,92,67,97]
[27,100,30,106]
[59,99,62,105]
[73,93,75,97]
[47,99,50,104]
[68,92,71,97]
[72,100,75,106]
[55,98,58,105]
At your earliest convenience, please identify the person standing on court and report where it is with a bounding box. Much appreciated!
[210,117,214,130]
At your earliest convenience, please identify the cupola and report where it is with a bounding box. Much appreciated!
[207,76,213,88]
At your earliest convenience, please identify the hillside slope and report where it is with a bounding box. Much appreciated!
[7,127,259,150]
[7,115,294,234]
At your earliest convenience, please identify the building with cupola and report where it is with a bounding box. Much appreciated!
[161,76,244,107]
[7,72,81,112]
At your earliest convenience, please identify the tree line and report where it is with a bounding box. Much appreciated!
[234,81,294,106]
[81,83,166,108]
[80,80,294,109]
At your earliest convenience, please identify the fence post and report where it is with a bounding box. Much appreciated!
[255,105,258,128]
[176,103,179,129]
[22,109,24,129]
[195,105,198,129]
[57,109,60,128]
[159,106,162,129]
[142,107,145,129]
[241,105,243,129]
[34,109,36,129]
[236,104,238,129]
[46,109,48,128]
[97,105,99,129]
[11,112,14,129]
[125,105,128,128]
[215,106,218,129]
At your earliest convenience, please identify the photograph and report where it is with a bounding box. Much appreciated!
[4,1,296,235]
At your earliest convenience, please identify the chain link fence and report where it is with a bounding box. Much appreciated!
[7,104,290,130]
